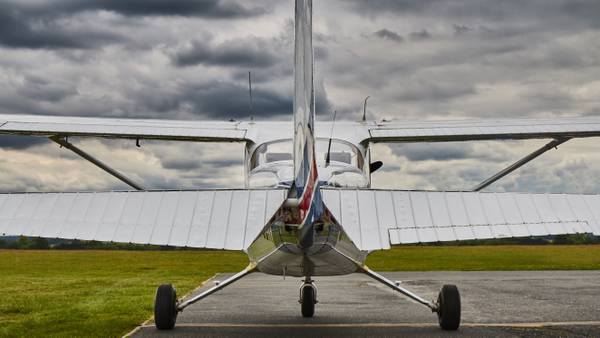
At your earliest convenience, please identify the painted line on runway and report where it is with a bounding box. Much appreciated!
[136,321,600,329]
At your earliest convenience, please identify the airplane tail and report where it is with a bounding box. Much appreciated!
[292,0,317,205]
[292,0,318,222]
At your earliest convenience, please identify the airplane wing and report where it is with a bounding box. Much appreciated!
[6,114,600,144]
[362,116,600,143]
[0,114,248,142]
[322,189,600,251]
[0,189,285,250]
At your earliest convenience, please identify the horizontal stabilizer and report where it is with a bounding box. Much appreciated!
[0,189,285,250]
[322,189,600,251]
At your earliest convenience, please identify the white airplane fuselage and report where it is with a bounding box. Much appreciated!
[241,0,370,278]
[244,138,370,277]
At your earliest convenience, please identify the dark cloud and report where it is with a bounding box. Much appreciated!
[409,30,431,41]
[189,82,291,119]
[453,24,472,36]
[137,75,330,121]
[161,158,201,171]
[0,0,598,194]
[161,157,239,171]
[390,142,515,163]
[137,81,292,119]
[7,0,267,19]
[395,81,475,102]
[345,0,600,28]
[0,0,266,50]
[55,0,268,18]
[0,6,124,50]
[0,136,48,150]
[16,76,78,102]
[373,29,404,42]
[396,143,473,162]
[344,0,438,15]
[172,38,279,68]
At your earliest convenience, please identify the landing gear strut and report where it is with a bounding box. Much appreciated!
[360,266,461,331]
[153,264,256,330]
[299,277,317,317]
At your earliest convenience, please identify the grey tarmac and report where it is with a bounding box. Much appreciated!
[130,271,600,337]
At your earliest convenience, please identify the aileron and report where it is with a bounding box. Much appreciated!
[0,114,248,142]
[365,117,600,143]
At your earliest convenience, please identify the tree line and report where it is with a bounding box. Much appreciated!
[0,234,597,250]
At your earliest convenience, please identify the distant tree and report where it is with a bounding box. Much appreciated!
[0,239,6,248]
[17,236,30,249]
[31,237,49,249]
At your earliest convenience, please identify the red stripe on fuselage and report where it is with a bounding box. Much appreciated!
[298,157,318,222]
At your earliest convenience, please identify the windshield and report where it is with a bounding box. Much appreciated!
[251,139,363,169]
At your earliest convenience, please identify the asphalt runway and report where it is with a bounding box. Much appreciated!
[131,271,600,337]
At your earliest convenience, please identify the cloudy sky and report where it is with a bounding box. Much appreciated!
[1,0,599,193]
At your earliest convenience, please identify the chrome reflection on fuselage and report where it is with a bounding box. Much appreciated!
[246,138,369,277]
[247,138,369,189]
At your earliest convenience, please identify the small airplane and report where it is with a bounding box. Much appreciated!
[1,0,600,331]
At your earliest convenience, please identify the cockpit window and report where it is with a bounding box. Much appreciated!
[266,153,292,163]
[251,141,293,168]
[251,139,363,169]
[327,152,352,164]
[315,139,363,168]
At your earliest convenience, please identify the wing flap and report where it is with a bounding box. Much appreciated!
[322,189,600,250]
[0,189,286,250]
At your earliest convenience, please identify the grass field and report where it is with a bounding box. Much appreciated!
[1,245,599,337]
[367,245,600,271]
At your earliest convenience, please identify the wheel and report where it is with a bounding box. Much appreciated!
[154,284,178,330]
[437,284,461,330]
[301,284,316,318]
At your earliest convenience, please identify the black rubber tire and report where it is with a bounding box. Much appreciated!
[301,285,315,318]
[154,284,178,330]
[437,284,461,330]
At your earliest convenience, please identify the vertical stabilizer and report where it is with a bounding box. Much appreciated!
[293,0,317,205]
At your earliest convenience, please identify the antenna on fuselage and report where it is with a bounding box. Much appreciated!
[248,71,254,122]
[325,110,337,167]
[362,96,370,122]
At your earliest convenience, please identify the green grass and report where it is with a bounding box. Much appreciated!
[0,250,247,338]
[366,245,600,271]
[1,245,599,337]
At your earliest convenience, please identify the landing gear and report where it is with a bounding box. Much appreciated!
[360,266,461,331]
[299,277,317,317]
[154,284,178,330]
[153,264,257,330]
[437,284,461,330]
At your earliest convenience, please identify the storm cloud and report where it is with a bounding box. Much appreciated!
[0,5,124,50]
[57,0,268,18]
[373,29,404,42]
[0,0,268,50]
[0,136,48,150]
[133,81,292,119]
[0,0,599,193]
[171,38,280,68]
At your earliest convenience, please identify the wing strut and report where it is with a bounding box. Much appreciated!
[49,136,144,191]
[472,137,570,191]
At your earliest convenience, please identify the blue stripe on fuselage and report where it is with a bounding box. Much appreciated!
[298,181,325,248]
